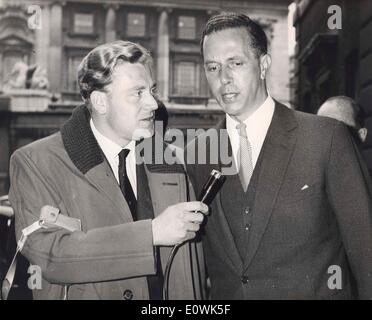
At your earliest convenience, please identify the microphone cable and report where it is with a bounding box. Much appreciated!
[162,169,226,300]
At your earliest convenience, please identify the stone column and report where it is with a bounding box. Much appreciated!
[0,52,3,89]
[48,2,63,93]
[157,9,170,102]
[35,4,50,73]
[105,5,117,42]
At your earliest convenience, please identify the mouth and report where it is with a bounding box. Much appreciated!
[221,92,239,103]
[140,113,155,122]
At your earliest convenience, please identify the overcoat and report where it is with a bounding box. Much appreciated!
[9,105,205,300]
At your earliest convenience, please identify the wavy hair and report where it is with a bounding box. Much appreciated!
[77,40,152,103]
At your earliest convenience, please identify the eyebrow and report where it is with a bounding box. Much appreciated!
[204,60,219,65]
[130,83,157,91]
[227,56,244,61]
[204,56,244,65]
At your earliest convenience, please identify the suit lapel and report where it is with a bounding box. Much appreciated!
[205,119,244,272]
[243,103,298,271]
[212,187,244,272]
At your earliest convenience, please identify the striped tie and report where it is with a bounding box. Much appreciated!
[236,122,253,192]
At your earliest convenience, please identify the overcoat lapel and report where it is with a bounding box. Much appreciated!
[243,103,298,271]
[137,162,155,219]
[85,161,134,223]
[61,104,134,223]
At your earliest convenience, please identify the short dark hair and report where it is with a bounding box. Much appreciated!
[78,40,152,103]
[200,12,268,58]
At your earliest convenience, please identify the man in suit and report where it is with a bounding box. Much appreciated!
[187,13,372,299]
[8,41,207,300]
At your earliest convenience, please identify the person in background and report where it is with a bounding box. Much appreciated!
[318,96,372,178]
[317,96,368,145]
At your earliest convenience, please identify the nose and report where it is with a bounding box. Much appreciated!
[143,93,158,111]
[220,65,233,85]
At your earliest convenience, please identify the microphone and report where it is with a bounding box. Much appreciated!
[198,169,226,205]
[163,169,226,300]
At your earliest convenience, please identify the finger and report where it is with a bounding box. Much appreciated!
[183,212,204,224]
[178,201,209,214]
[185,222,200,232]
[185,231,196,241]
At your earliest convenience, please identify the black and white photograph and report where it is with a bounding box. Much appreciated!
[0,0,371,307]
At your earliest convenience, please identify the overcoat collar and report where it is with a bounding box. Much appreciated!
[60,104,185,175]
[61,104,104,174]
[60,104,185,223]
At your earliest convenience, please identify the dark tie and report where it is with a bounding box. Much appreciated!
[118,149,137,220]
[119,150,163,299]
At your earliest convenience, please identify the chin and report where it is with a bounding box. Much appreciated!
[223,104,244,117]
[132,127,154,140]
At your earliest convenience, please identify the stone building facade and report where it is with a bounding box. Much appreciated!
[0,0,291,107]
[0,0,291,195]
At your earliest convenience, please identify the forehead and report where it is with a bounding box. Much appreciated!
[203,27,254,61]
[111,62,153,88]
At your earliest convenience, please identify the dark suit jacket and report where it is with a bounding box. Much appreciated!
[187,101,372,300]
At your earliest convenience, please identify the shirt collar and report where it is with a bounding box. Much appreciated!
[226,95,275,140]
[90,118,135,161]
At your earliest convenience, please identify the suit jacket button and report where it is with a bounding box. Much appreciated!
[123,289,133,300]
[241,276,249,284]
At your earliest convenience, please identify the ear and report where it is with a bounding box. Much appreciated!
[358,127,368,143]
[90,90,108,115]
[259,54,271,80]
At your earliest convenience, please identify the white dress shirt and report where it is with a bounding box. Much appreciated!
[226,95,275,171]
[90,119,137,198]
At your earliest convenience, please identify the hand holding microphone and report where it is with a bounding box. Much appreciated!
[152,201,208,246]
[152,170,226,246]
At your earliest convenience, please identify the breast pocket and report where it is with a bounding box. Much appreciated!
[149,173,185,217]
[277,182,324,207]
[271,182,328,245]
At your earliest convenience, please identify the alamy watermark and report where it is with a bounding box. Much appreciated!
[327,265,342,290]
[27,265,42,290]
[26,263,344,291]
[133,121,237,176]
[327,5,342,30]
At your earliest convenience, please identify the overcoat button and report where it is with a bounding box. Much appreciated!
[123,289,133,300]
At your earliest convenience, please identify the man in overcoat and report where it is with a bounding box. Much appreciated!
[9,41,207,300]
